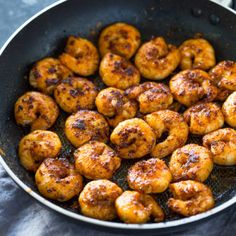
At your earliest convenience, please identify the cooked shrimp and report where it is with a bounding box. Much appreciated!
[29,57,72,94]
[125,82,173,114]
[115,191,164,223]
[95,87,137,127]
[169,144,213,182]
[134,37,180,80]
[183,103,224,135]
[169,69,218,107]
[179,38,216,70]
[145,110,189,159]
[99,53,140,90]
[222,91,236,128]
[54,77,98,113]
[127,158,172,193]
[59,36,99,76]
[14,91,59,131]
[98,22,141,59]
[110,118,156,159]
[65,110,109,148]
[79,180,122,221]
[203,128,236,165]
[168,180,214,216]
[35,158,83,202]
[74,141,121,179]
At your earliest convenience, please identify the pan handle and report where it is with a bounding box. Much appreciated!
[211,0,233,7]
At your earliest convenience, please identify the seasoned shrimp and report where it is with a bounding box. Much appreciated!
[95,87,137,127]
[54,77,98,113]
[110,118,156,159]
[169,144,213,182]
[145,110,189,159]
[115,191,164,223]
[134,37,180,80]
[29,57,72,94]
[65,110,109,148]
[125,82,173,114]
[203,128,236,165]
[99,53,140,90]
[59,36,99,76]
[179,38,216,70]
[14,91,59,131]
[79,180,122,220]
[127,158,172,193]
[169,69,218,107]
[222,91,236,128]
[183,103,224,135]
[98,22,141,59]
[168,180,214,216]
[35,158,83,202]
[74,141,121,179]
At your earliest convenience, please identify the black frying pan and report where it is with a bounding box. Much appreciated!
[0,0,236,233]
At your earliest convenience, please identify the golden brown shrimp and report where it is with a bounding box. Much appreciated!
[79,180,122,221]
[59,36,99,76]
[115,191,164,224]
[65,110,109,148]
[169,69,218,107]
[110,118,156,159]
[14,91,59,131]
[179,38,216,70]
[29,57,72,94]
[35,158,83,202]
[95,87,137,127]
[127,158,172,193]
[125,82,173,114]
[98,22,141,59]
[169,144,213,182]
[54,77,98,113]
[134,37,180,80]
[183,103,224,135]
[145,110,189,159]
[203,128,236,165]
[74,141,121,179]
[222,91,236,128]
[168,180,215,216]
[99,53,140,90]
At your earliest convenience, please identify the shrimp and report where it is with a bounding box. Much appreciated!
[145,110,189,159]
[29,57,72,94]
[183,103,224,135]
[54,77,98,113]
[179,38,216,70]
[74,141,121,179]
[98,22,141,59]
[35,158,83,202]
[110,118,156,159]
[14,91,59,131]
[169,144,213,182]
[79,180,122,221]
[125,82,173,114]
[134,37,180,80]
[59,36,99,76]
[222,91,236,128]
[115,191,164,223]
[99,53,140,90]
[65,110,109,148]
[168,180,215,216]
[169,69,218,107]
[95,87,137,127]
[203,128,236,165]
[127,158,172,193]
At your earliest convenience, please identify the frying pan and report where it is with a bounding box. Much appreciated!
[0,0,236,233]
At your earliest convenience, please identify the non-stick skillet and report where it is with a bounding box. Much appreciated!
[0,0,236,233]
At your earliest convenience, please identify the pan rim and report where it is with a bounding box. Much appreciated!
[0,0,235,230]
